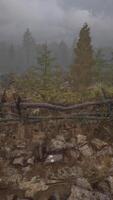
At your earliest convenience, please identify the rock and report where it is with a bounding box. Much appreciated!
[50,135,66,150]
[97,180,110,193]
[10,149,27,158]
[33,183,71,200]
[80,144,93,157]
[77,134,87,146]
[45,154,63,163]
[94,191,111,200]
[46,166,83,180]
[70,149,80,160]
[17,144,26,149]
[22,166,31,174]
[57,166,83,179]
[66,142,75,148]
[68,186,91,200]
[97,146,113,157]
[13,157,25,166]
[91,138,108,151]
[76,178,92,190]
[20,178,48,198]
[27,157,34,165]
[108,158,113,174]
[5,147,11,153]
[2,118,113,199]
[68,185,111,200]
[107,176,113,194]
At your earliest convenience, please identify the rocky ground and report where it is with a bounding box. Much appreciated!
[0,119,113,199]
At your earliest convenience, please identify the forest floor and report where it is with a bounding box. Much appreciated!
[0,113,113,199]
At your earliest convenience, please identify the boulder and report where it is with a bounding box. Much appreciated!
[27,157,35,165]
[97,180,110,193]
[13,157,25,167]
[50,135,66,150]
[91,138,108,151]
[80,144,93,157]
[68,185,111,200]
[97,146,113,157]
[45,154,63,164]
[76,178,92,190]
[70,149,80,160]
[77,134,87,146]
[107,176,113,194]
[57,166,83,179]
[20,177,48,198]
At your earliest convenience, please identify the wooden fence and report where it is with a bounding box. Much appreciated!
[0,98,113,123]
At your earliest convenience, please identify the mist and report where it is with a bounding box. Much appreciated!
[0,0,113,46]
[0,0,113,74]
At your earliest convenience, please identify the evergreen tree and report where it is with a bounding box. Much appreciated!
[23,28,36,67]
[71,23,94,90]
[37,43,54,86]
[54,65,63,87]
[94,49,106,83]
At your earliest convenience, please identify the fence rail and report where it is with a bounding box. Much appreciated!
[0,98,113,123]
[2,99,113,111]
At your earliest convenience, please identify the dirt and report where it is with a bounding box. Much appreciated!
[0,118,113,199]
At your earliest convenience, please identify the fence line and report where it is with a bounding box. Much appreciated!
[2,99,113,111]
[0,99,113,123]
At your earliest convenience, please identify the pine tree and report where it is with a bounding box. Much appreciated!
[94,49,106,83]
[37,43,54,86]
[71,23,94,90]
[23,28,36,67]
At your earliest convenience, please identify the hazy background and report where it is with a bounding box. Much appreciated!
[0,0,113,73]
[0,0,113,45]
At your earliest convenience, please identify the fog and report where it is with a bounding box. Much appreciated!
[0,0,113,74]
[0,0,113,46]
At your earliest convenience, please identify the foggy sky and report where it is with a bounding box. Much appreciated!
[0,0,113,46]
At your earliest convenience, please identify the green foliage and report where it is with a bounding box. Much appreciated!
[36,43,55,87]
[5,24,113,104]
[13,69,113,104]
[71,23,94,90]
[93,49,107,84]
[23,28,36,66]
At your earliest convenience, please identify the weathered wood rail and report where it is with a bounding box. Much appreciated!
[2,99,113,111]
[0,99,113,123]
